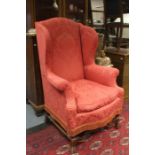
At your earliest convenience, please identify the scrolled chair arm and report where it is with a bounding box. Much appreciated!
[46,69,70,91]
[84,63,119,87]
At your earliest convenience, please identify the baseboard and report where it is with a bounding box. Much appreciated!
[26,123,49,135]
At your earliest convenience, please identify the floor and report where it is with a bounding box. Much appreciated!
[26,103,129,155]
[26,103,45,129]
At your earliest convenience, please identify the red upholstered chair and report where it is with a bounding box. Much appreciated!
[35,18,124,138]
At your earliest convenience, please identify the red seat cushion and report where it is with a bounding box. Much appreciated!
[70,79,120,113]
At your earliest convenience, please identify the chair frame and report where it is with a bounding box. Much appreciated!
[45,112,120,153]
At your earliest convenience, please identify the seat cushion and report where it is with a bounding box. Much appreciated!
[70,79,120,113]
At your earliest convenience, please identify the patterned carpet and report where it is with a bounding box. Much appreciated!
[26,103,129,155]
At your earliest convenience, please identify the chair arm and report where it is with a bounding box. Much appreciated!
[65,87,77,128]
[84,64,119,87]
[47,71,69,91]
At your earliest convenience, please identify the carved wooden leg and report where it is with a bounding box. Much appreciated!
[114,114,120,129]
[70,139,77,154]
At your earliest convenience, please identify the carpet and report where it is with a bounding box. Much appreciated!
[26,103,129,155]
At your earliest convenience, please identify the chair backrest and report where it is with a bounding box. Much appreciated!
[104,0,123,24]
[103,0,124,49]
[104,0,123,21]
[35,18,85,81]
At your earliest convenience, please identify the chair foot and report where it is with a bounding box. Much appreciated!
[114,114,120,129]
[69,134,89,154]
[70,140,76,154]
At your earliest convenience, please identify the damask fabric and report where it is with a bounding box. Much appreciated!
[69,79,121,113]
[26,104,129,155]
[43,18,84,81]
[35,17,124,136]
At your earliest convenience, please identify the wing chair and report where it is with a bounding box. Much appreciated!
[35,18,124,139]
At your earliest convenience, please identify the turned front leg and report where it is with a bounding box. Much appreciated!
[114,114,120,129]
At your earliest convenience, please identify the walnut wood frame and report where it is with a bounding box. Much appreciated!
[45,112,120,154]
